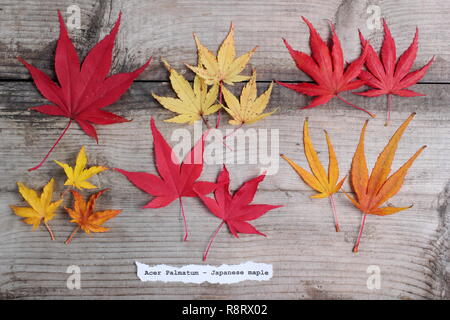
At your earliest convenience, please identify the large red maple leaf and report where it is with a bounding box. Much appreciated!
[195,165,282,261]
[115,118,215,241]
[277,17,372,116]
[19,11,151,171]
[355,20,434,125]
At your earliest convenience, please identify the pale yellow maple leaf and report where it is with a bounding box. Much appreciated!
[10,178,63,239]
[152,60,221,124]
[221,69,276,125]
[55,146,107,190]
[186,23,257,86]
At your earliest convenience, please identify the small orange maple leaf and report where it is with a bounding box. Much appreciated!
[64,189,121,244]
[345,113,426,252]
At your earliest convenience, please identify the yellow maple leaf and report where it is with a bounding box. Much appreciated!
[64,189,122,244]
[186,23,257,86]
[221,69,275,125]
[152,60,221,124]
[10,178,63,240]
[281,118,346,231]
[55,146,107,190]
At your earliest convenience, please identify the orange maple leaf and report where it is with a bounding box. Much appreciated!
[64,189,122,244]
[345,113,426,252]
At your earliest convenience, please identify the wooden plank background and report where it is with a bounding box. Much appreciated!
[0,0,449,299]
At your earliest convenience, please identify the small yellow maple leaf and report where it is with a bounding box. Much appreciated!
[281,118,346,231]
[152,60,221,124]
[64,189,122,244]
[186,23,257,86]
[55,146,107,190]
[10,178,63,240]
[221,69,276,125]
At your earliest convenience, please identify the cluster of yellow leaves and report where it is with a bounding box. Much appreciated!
[153,23,276,127]
[11,146,121,243]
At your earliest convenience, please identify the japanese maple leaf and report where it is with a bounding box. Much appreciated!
[281,118,346,232]
[64,189,122,244]
[114,118,215,241]
[152,60,221,124]
[277,17,373,117]
[55,146,107,190]
[18,11,151,171]
[10,178,63,240]
[344,113,426,252]
[194,166,282,261]
[355,20,434,125]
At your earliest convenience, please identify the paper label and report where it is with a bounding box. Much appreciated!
[135,261,273,284]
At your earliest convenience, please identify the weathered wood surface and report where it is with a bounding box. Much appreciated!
[0,0,448,82]
[0,81,448,299]
[0,0,449,300]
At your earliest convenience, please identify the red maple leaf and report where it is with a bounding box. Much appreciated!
[194,165,282,261]
[19,11,151,171]
[277,17,373,116]
[355,20,434,125]
[115,118,215,241]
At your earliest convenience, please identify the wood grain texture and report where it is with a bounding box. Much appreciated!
[0,81,448,299]
[0,0,448,82]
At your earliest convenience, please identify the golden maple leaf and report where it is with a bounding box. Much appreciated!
[152,60,221,124]
[221,69,276,125]
[345,113,426,252]
[10,178,63,240]
[64,189,122,244]
[55,146,107,190]
[186,23,257,86]
[281,118,346,231]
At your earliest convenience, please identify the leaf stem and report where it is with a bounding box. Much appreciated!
[385,94,392,126]
[329,194,340,232]
[179,197,189,241]
[223,123,243,141]
[65,225,80,245]
[353,213,367,253]
[203,221,225,261]
[44,221,55,240]
[215,81,223,129]
[28,119,73,171]
[336,95,375,118]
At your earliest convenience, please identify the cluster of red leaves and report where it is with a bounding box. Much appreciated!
[115,119,282,259]
[278,17,434,122]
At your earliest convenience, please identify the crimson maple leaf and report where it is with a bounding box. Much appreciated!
[19,11,151,171]
[355,20,434,125]
[195,166,282,261]
[115,118,215,241]
[277,17,373,117]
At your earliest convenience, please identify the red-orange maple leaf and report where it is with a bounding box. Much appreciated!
[355,20,434,125]
[19,11,151,171]
[277,17,372,116]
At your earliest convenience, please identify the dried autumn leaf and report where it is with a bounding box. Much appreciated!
[152,60,221,124]
[186,23,257,86]
[345,113,426,252]
[194,165,282,261]
[19,11,151,171]
[281,118,346,232]
[356,20,435,125]
[277,17,373,116]
[55,146,107,190]
[222,69,276,126]
[10,178,63,240]
[64,189,122,244]
[114,118,216,241]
